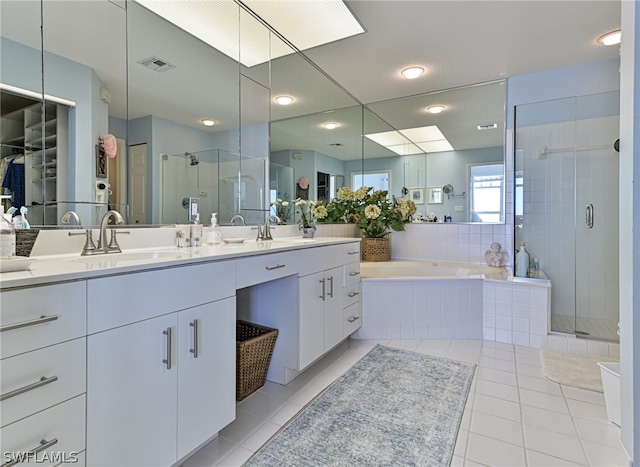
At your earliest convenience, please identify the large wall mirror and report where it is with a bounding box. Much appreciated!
[1,1,505,228]
[364,80,507,223]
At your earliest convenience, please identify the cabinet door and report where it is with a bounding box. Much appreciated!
[87,314,178,467]
[298,272,326,369]
[324,266,345,351]
[177,297,235,459]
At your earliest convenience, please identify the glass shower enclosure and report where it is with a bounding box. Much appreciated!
[514,91,620,342]
[160,149,266,225]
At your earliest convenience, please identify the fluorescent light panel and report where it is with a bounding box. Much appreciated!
[134,0,363,67]
[365,125,454,155]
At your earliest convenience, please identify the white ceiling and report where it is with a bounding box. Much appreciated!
[304,0,621,105]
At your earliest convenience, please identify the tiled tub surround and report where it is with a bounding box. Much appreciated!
[353,260,552,346]
[354,263,620,358]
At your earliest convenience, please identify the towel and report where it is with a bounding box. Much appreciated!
[103,134,117,158]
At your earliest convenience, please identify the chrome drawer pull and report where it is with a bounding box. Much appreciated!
[347,316,360,323]
[190,319,199,359]
[348,291,360,298]
[265,264,285,270]
[328,276,334,298]
[0,315,58,333]
[163,327,172,370]
[0,375,59,402]
[1,438,58,467]
[319,278,326,301]
[347,250,359,255]
[349,271,360,276]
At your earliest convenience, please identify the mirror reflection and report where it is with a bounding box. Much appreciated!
[364,80,506,223]
[1,1,506,228]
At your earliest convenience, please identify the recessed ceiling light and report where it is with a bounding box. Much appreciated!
[426,105,445,114]
[401,67,425,80]
[323,122,339,130]
[200,118,215,126]
[275,95,294,106]
[597,29,621,46]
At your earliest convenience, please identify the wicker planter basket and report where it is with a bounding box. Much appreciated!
[236,320,279,401]
[361,236,391,262]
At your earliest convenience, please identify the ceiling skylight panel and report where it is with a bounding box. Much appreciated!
[415,140,455,153]
[243,0,365,52]
[134,0,363,67]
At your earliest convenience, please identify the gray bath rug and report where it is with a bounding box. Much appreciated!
[540,348,618,392]
[244,344,476,467]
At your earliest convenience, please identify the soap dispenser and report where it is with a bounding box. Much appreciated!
[207,213,222,244]
[515,243,530,278]
[190,214,202,247]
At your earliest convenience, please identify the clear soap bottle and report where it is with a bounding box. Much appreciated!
[0,206,16,257]
[207,213,222,244]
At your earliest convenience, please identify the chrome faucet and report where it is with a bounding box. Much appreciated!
[230,214,247,226]
[97,210,125,253]
[256,215,280,241]
[61,210,82,227]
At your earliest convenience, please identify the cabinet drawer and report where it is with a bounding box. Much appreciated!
[0,282,86,359]
[0,395,86,467]
[88,260,235,333]
[343,302,362,337]
[236,251,298,288]
[344,262,361,286]
[295,245,343,278]
[343,282,361,308]
[1,338,86,428]
[343,241,361,264]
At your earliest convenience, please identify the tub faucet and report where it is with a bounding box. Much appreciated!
[256,215,280,241]
[97,210,125,253]
[230,214,246,226]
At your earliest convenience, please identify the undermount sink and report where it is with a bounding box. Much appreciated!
[66,251,187,263]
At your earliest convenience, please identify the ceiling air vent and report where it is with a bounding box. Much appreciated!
[477,123,498,131]
[137,56,176,73]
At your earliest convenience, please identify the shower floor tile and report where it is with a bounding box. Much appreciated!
[551,315,619,341]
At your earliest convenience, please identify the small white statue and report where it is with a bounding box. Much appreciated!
[485,242,509,267]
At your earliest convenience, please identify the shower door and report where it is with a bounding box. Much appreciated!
[514,91,619,342]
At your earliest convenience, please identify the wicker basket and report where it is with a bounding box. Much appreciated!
[236,320,279,401]
[361,237,391,262]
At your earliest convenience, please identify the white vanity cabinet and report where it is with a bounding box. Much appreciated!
[0,281,87,466]
[298,265,343,370]
[85,261,236,467]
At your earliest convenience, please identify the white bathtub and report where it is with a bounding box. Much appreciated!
[353,259,551,345]
[360,260,510,281]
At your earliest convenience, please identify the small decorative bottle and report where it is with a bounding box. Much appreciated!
[515,243,530,278]
[0,206,16,257]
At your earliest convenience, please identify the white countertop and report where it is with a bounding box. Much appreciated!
[0,236,360,290]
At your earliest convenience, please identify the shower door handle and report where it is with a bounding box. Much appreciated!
[586,204,594,228]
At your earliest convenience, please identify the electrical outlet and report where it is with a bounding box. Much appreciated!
[455,205,464,212]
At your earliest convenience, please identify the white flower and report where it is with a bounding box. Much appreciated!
[364,204,381,219]
[282,201,289,206]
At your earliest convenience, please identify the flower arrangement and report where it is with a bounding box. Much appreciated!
[270,198,293,224]
[315,186,416,238]
[295,198,320,229]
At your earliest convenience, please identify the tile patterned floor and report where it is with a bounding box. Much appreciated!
[181,339,630,467]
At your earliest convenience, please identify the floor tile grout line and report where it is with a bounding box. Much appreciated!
[561,383,593,466]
